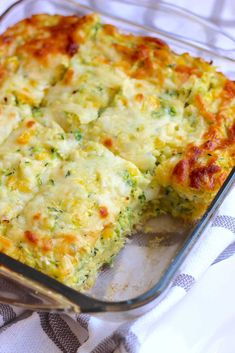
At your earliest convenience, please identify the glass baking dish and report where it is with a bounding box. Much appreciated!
[0,0,234,320]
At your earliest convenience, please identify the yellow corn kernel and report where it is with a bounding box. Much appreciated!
[83,144,95,152]
[102,226,115,239]
[6,56,19,72]
[35,152,49,161]
[17,181,31,193]
[17,131,32,145]
[78,246,89,255]
[93,101,101,108]
[128,166,138,177]
[155,138,165,148]
[120,97,128,106]
[7,175,16,188]
[76,178,85,186]
[148,96,160,108]
[0,235,12,250]
[72,214,81,227]
[78,74,88,84]
[14,92,35,105]
[29,79,38,88]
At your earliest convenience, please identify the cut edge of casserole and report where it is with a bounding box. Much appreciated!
[0,13,233,289]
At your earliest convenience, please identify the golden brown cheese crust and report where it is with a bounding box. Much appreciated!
[172,80,235,190]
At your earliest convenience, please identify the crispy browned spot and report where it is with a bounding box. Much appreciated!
[24,230,38,244]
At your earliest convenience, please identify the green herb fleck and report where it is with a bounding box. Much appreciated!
[167,106,177,116]
[64,111,79,122]
[50,147,61,159]
[97,107,106,118]
[49,179,55,185]
[96,86,103,93]
[151,110,162,119]
[117,207,133,232]
[138,192,146,203]
[3,169,15,177]
[189,115,197,128]
[208,83,214,90]
[32,107,43,118]
[29,146,41,154]
[92,22,102,38]
[65,170,71,177]
[47,206,63,213]
[93,247,98,256]
[122,170,136,189]
[17,242,23,250]
[13,94,19,106]
[58,133,65,140]
[74,130,82,142]
[36,174,42,186]
[166,89,178,97]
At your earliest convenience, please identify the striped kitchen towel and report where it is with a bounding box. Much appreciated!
[0,0,235,352]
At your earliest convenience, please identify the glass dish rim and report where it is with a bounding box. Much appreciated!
[0,0,234,313]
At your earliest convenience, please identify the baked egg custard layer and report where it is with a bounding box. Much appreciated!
[0,14,234,289]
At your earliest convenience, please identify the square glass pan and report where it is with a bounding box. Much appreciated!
[0,0,234,319]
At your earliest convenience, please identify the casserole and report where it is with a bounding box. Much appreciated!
[0,0,234,319]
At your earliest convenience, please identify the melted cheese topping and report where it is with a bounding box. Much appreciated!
[0,14,234,288]
[6,142,148,285]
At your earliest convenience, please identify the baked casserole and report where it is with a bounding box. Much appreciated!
[0,13,234,289]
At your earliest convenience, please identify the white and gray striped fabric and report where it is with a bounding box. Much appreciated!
[0,1,234,352]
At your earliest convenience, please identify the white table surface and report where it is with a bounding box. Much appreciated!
[141,255,235,353]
